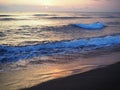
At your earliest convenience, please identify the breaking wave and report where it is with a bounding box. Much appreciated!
[0,34,120,63]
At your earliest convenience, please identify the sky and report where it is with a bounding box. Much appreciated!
[0,0,120,12]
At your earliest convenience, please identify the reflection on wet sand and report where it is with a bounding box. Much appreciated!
[0,50,120,90]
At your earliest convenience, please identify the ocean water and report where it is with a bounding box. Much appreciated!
[0,12,120,90]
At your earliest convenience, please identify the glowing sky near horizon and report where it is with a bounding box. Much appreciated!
[0,0,120,12]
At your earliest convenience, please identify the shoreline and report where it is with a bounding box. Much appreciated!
[22,62,120,90]
[0,45,120,90]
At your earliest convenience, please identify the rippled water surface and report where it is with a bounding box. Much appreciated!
[0,12,120,90]
[0,12,120,45]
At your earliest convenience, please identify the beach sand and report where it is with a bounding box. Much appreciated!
[22,46,120,90]
[0,45,120,90]
[22,62,120,90]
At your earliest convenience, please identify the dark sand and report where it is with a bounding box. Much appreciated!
[22,62,120,90]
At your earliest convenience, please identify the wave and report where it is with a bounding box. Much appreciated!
[33,14,56,16]
[106,22,120,25]
[0,34,120,63]
[100,16,120,18]
[0,18,27,21]
[0,15,11,17]
[47,16,92,19]
[74,22,105,30]
[47,16,119,19]
[0,32,6,37]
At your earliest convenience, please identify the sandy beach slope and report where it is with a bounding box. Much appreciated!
[22,61,120,90]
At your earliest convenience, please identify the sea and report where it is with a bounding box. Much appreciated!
[0,12,120,90]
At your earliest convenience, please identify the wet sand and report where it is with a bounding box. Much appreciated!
[23,62,120,90]
[21,46,120,90]
[0,45,120,90]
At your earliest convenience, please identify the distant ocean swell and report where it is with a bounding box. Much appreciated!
[0,34,120,63]
[0,13,120,21]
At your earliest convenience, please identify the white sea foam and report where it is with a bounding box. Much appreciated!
[74,22,106,30]
[0,35,120,63]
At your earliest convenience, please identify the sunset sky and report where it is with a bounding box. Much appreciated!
[0,0,119,12]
